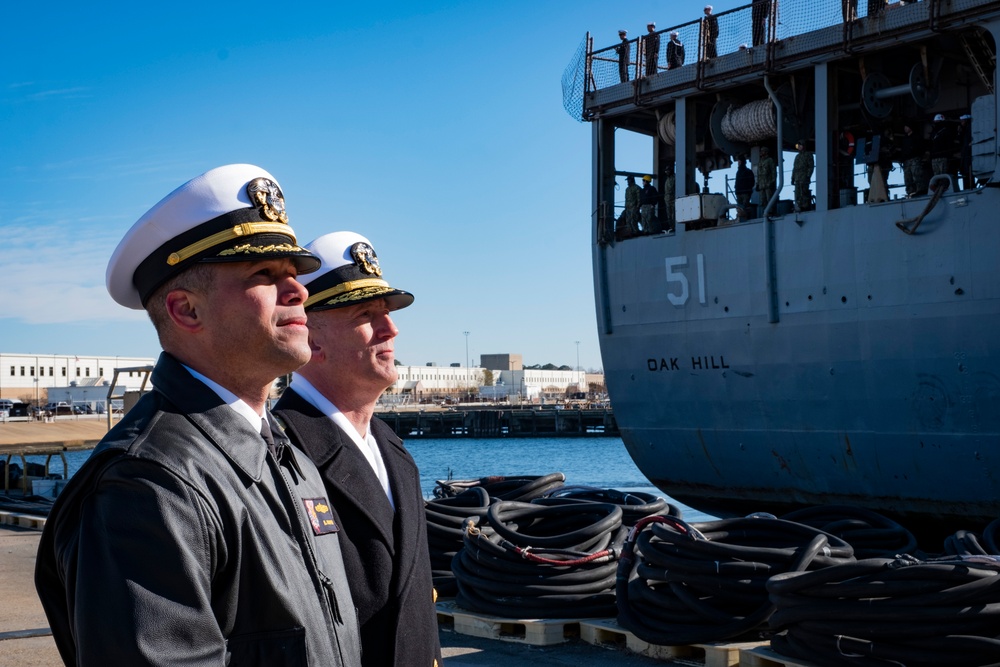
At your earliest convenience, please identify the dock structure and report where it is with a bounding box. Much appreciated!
[376,407,619,438]
[0,418,109,496]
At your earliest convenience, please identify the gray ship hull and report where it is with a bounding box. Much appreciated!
[597,193,999,521]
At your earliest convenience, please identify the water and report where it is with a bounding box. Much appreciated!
[53,436,715,522]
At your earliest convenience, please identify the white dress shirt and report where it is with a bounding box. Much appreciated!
[290,373,395,509]
[183,364,267,429]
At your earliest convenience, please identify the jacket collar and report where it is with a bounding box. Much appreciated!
[152,352,268,481]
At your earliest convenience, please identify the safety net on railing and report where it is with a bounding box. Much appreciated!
[572,0,909,105]
[561,33,590,122]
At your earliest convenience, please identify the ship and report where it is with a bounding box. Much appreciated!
[563,0,999,526]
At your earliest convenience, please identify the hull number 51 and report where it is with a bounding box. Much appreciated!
[665,254,706,306]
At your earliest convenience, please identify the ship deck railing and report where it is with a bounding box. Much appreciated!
[565,0,995,120]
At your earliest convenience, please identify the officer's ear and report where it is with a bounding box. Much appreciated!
[308,333,326,363]
[165,289,204,333]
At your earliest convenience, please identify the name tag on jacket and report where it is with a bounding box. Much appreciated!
[302,498,340,535]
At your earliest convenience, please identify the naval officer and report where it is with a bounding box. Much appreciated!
[35,164,362,667]
[273,231,441,667]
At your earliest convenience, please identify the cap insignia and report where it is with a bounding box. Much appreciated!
[350,242,382,277]
[246,178,288,223]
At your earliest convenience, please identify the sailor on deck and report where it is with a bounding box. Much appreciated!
[616,30,630,82]
[734,156,755,218]
[662,163,677,231]
[625,175,641,235]
[792,142,814,212]
[756,146,777,211]
[644,23,660,76]
[930,113,955,178]
[640,174,660,233]
[667,31,685,69]
[702,6,719,59]
[900,124,928,197]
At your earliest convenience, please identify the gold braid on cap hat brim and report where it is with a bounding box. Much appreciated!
[305,278,390,308]
[166,222,297,266]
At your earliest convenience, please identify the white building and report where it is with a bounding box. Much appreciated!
[0,352,156,403]
[0,350,596,408]
[387,363,587,403]
[392,364,484,397]
[491,369,589,401]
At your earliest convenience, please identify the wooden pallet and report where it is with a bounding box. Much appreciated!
[436,600,580,646]
[740,646,816,667]
[580,618,766,666]
[0,511,46,530]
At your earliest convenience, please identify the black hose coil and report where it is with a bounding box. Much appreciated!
[543,485,680,526]
[426,474,565,597]
[433,473,566,502]
[452,499,626,618]
[945,518,1000,557]
[425,487,491,596]
[616,515,855,646]
[767,554,1000,667]
[780,505,918,558]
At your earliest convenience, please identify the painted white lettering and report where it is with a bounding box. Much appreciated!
[665,256,689,306]
[696,253,706,304]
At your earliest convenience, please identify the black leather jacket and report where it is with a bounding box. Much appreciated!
[35,353,362,667]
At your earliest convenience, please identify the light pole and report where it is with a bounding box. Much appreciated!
[463,331,470,401]
[575,341,580,371]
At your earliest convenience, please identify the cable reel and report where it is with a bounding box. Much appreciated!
[861,63,940,119]
[657,110,676,146]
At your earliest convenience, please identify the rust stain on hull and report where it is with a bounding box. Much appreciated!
[842,434,857,472]
[771,449,791,473]
[697,429,723,477]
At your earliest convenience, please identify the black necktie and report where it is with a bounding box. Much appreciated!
[260,417,280,459]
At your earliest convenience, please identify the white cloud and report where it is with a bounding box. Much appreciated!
[0,220,140,325]
[24,86,91,101]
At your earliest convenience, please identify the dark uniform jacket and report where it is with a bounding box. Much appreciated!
[274,388,441,667]
[899,130,923,161]
[644,32,660,75]
[616,36,630,82]
[735,164,755,195]
[667,38,685,69]
[930,122,955,159]
[35,353,362,667]
[640,182,660,206]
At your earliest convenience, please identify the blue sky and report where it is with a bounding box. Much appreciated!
[2,0,720,372]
